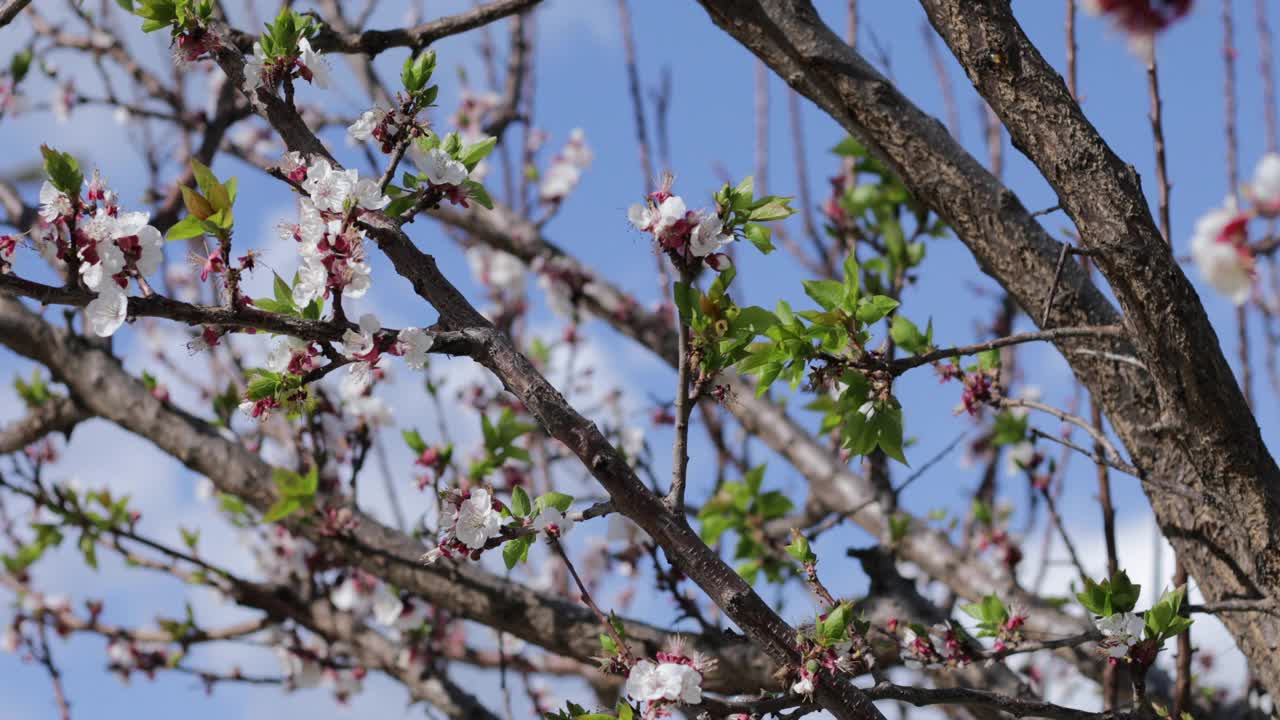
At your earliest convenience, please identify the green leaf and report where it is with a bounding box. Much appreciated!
[818,603,851,645]
[733,175,754,205]
[40,145,83,197]
[402,428,427,455]
[386,193,419,218]
[875,405,907,464]
[458,137,497,171]
[272,273,294,308]
[262,498,301,523]
[802,280,846,312]
[882,216,906,267]
[503,535,533,569]
[535,491,574,514]
[743,222,774,253]
[190,159,219,200]
[10,50,32,84]
[856,295,899,325]
[992,411,1028,446]
[978,348,1001,371]
[890,315,928,355]
[747,196,795,222]
[165,215,206,241]
[463,179,494,210]
[756,491,793,520]
[888,513,911,543]
[832,136,866,157]
[673,281,694,323]
[511,486,532,518]
[699,512,735,545]
[785,533,815,564]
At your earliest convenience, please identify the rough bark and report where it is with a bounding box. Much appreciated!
[0,295,782,696]
[695,0,1280,695]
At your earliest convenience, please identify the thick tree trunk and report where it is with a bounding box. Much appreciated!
[696,0,1280,695]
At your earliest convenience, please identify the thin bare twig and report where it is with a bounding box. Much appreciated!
[890,325,1124,373]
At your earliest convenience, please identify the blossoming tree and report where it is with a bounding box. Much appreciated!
[0,0,1277,719]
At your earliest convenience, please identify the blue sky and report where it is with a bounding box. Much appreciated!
[0,1,1275,718]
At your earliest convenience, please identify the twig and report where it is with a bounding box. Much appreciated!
[1172,565,1191,718]
[1146,47,1172,248]
[1037,483,1088,583]
[549,536,633,663]
[34,621,71,720]
[0,0,31,29]
[863,681,1125,720]
[754,60,769,194]
[1004,399,1130,470]
[1260,0,1279,153]
[667,275,695,512]
[890,325,1124,374]
[1030,428,1140,478]
[1041,243,1098,327]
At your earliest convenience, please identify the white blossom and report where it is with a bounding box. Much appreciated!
[372,585,403,627]
[1190,201,1253,305]
[195,477,215,502]
[625,660,702,705]
[1,627,18,653]
[342,314,381,358]
[1253,153,1280,215]
[330,575,374,615]
[1005,441,1036,478]
[340,361,376,400]
[303,159,355,213]
[242,42,268,93]
[791,676,815,697]
[627,203,655,231]
[397,327,434,368]
[533,506,574,537]
[689,212,731,257]
[276,648,323,688]
[653,196,688,237]
[419,148,468,186]
[344,260,372,298]
[1095,611,1145,658]
[348,109,385,142]
[352,177,390,211]
[292,256,328,308]
[297,37,331,88]
[86,283,128,337]
[265,338,296,373]
[453,488,502,549]
[38,181,73,223]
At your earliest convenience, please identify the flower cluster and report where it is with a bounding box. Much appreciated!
[1084,0,1192,37]
[268,629,367,702]
[242,11,331,94]
[629,183,733,271]
[246,525,317,582]
[423,487,504,562]
[279,154,388,308]
[624,649,708,717]
[899,622,976,669]
[348,106,415,154]
[1188,154,1280,305]
[337,313,435,400]
[539,128,593,204]
[36,162,163,337]
[106,637,172,683]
